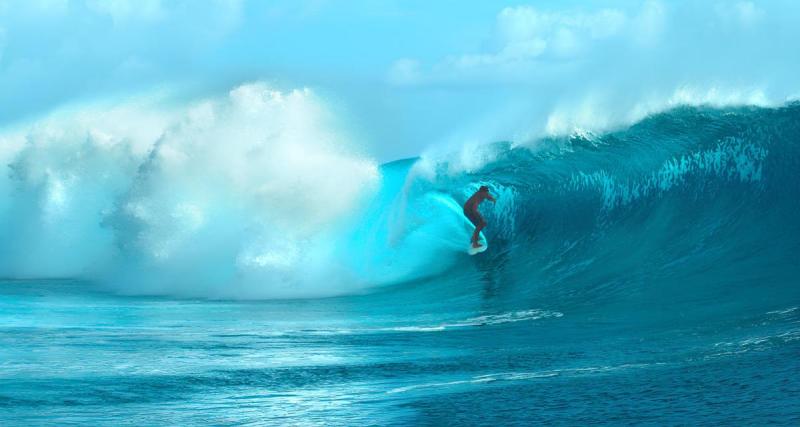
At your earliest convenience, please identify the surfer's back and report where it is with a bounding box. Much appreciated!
[464,193,483,210]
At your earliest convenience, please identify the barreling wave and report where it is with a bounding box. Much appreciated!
[410,103,800,316]
[1,86,798,303]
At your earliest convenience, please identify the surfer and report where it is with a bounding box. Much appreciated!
[463,186,496,248]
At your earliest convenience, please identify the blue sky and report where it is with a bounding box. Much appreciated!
[1,0,799,160]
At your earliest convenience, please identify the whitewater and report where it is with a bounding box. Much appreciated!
[1,84,799,425]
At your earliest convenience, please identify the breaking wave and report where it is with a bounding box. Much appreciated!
[1,84,798,304]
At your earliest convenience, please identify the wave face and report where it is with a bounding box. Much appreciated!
[402,103,800,318]
[1,92,799,305]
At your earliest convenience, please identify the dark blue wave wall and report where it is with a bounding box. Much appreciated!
[397,104,800,322]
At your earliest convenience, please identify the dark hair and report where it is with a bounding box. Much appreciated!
[479,185,489,192]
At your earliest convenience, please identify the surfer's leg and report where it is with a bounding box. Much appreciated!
[465,210,486,246]
[464,209,479,227]
[471,220,486,246]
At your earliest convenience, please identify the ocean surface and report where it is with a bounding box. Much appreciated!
[2,105,800,425]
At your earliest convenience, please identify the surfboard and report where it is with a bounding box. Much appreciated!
[458,201,488,255]
[468,241,488,255]
[466,219,488,255]
[425,192,488,255]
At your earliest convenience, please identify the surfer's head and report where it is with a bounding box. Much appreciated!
[479,185,489,192]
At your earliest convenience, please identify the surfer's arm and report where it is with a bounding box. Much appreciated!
[486,194,496,203]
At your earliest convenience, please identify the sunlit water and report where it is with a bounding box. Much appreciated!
[1,278,798,425]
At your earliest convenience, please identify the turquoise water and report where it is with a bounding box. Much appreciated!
[2,279,798,425]
[2,105,800,424]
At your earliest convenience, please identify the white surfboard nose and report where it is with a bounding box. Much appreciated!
[468,242,488,255]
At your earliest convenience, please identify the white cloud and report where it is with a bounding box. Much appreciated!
[481,5,627,63]
[388,4,635,82]
[383,0,800,148]
[498,6,627,44]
